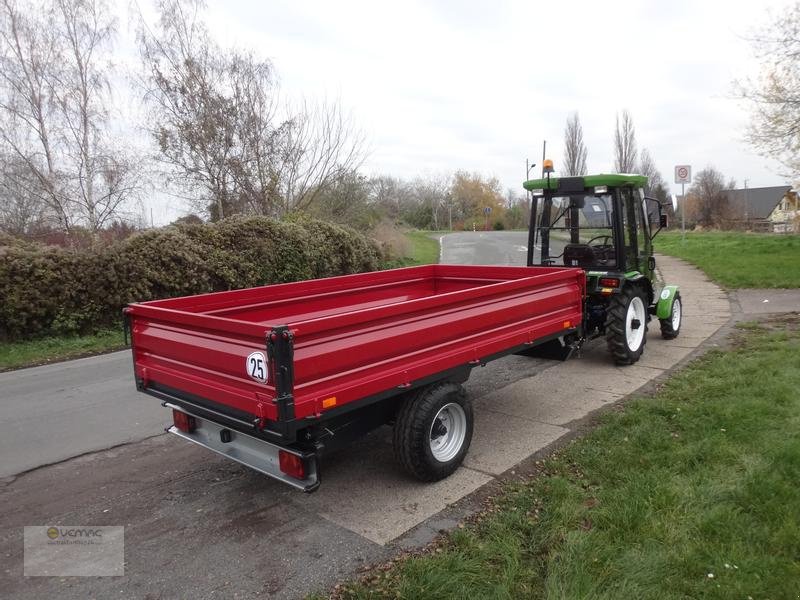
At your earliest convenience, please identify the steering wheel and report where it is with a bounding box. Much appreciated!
[587,235,613,247]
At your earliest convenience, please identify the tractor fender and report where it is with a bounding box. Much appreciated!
[656,285,680,320]
[624,271,654,305]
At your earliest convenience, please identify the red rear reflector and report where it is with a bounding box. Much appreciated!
[172,409,196,433]
[278,450,306,480]
[599,277,620,288]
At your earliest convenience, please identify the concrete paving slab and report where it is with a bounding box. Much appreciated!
[463,409,566,475]
[733,289,800,314]
[304,432,491,545]
[475,371,619,426]
[636,343,695,369]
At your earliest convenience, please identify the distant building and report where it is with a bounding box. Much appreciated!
[722,186,793,232]
[769,190,799,233]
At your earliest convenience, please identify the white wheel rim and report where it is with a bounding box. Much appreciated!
[625,296,646,351]
[672,298,682,330]
[429,402,467,463]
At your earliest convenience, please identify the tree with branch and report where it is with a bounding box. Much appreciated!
[613,110,638,173]
[562,112,588,176]
[0,0,140,235]
[137,0,364,220]
[736,3,800,178]
[638,148,668,200]
[688,166,734,228]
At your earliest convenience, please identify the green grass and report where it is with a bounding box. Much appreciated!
[0,328,126,371]
[404,230,442,265]
[384,230,442,268]
[655,231,800,288]
[328,316,800,599]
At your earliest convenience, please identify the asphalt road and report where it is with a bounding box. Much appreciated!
[439,230,567,266]
[0,352,165,479]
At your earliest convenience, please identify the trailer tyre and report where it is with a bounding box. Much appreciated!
[393,382,473,482]
[660,292,682,340]
[606,285,648,365]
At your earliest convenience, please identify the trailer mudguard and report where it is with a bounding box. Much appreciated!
[656,285,680,319]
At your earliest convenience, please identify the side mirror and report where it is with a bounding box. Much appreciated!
[645,196,665,240]
[569,195,585,209]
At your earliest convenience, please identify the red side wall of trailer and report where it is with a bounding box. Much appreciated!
[127,265,584,425]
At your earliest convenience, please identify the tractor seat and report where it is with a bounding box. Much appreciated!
[563,244,595,268]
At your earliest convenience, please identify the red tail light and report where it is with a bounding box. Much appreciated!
[172,409,196,433]
[278,450,306,479]
[599,277,620,288]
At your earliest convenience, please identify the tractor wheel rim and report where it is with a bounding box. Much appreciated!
[625,296,646,351]
[672,298,682,330]
[429,402,467,463]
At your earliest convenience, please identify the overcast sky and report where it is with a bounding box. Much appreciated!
[126,0,794,222]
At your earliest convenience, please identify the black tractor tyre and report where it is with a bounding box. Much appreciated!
[660,292,682,340]
[393,381,473,482]
[605,285,649,366]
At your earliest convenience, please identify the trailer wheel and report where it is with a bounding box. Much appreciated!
[660,292,682,340]
[606,285,648,365]
[393,382,473,482]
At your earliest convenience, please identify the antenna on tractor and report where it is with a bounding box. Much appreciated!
[541,140,547,177]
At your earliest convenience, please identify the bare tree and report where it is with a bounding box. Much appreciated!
[0,0,140,234]
[275,98,365,216]
[410,174,450,230]
[638,148,667,198]
[0,152,49,233]
[688,166,730,227]
[304,168,375,230]
[613,110,638,173]
[735,3,800,178]
[137,0,364,220]
[138,0,251,219]
[562,112,587,176]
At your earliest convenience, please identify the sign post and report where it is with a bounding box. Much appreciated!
[674,165,692,243]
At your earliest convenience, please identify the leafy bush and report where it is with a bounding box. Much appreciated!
[0,217,382,340]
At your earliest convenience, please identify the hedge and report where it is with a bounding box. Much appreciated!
[0,216,382,341]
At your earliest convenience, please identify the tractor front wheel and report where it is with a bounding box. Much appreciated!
[660,292,682,339]
[606,285,648,365]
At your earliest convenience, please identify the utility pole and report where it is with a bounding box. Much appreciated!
[681,181,685,243]
[744,179,749,229]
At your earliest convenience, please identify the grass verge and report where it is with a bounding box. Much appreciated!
[384,230,442,268]
[0,328,126,371]
[655,231,800,288]
[404,230,441,265]
[327,314,800,599]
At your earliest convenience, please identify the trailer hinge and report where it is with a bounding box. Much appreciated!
[267,326,296,422]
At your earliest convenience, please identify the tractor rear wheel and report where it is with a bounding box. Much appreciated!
[393,381,473,482]
[660,292,682,339]
[606,285,648,365]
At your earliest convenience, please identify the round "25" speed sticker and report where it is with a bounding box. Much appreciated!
[246,351,268,383]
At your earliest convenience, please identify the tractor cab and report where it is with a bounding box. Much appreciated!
[522,162,680,365]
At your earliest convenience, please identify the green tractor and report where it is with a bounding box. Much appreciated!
[522,163,682,365]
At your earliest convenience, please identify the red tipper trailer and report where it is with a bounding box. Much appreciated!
[126,264,584,491]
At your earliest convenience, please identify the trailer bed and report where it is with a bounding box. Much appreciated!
[127,264,585,439]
